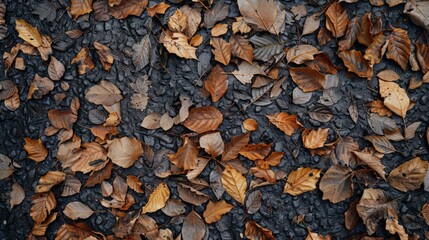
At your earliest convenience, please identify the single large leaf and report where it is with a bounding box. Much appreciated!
[71,142,107,173]
[289,67,326,92]
[24,138,48,162]
[182,106,223,133]
[353,150,386,179]
[249,34,283,61]
[325,1,348,38]
[338,50,373,79]
[221,165,247,204]
[230,34,253,63]
[35,171,66,193]
[181,5,201,38]
[160,31,197,60]
[30,191,56,224]
[239,143,271,160]
[142,183,170,213]
[388,157,428,192]
[204,65,228,102]
[210,37,231,65]
[177,183,210,205]
[199,132,224,158]
[286,45,319,64]
[386,28,411,70]
[319,165,353,203]
[64,201,94,220]
[302,128,329,149]
[15,19,43,47]
[379,80,410,118]
[107,137,143,168]
[266,112,302,136]
[203,200,233,224]
[85,80,122,106]
[237,0,285,34]
[132,35,151,71]
[9,182,25,208]
[182,211,206,240]
[222,133,250,161]
[167,137,199,170]
[232,61,266,84]
[283,167,321,196]
[110,0,148,19]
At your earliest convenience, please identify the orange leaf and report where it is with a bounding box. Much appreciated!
[325,1,348,38]
[242,118,258,131]
[302,128,329,149]
[110,0,148,19]
[94,42,114,71]
[147,2,170,17]
[245,221,275,240]
[71,47,94,75]
[284,167,321,196]
[230,34,253,63]
[30,191,56,224]
[142,183,170,213]
[222,133,250,161]
[35,171,66,193]
[364,32,388,66]
[15,19,42,47]
[221,165,247,204]
[266,112,302,136]
[70,0,93,19]
[64,201,94,220]
[167,137,199,170]
[210,37,231,65]
[338,50,373,79]
[24,138,48,162]
[182,106,223,133]
[127,175,144,193]
[387,157,428,192]
[289,67,325,92]
[203,200,233,223]
[204,65,228,102]
[239,143,271,160]
[107,137,143,168]
[48,109,77,130]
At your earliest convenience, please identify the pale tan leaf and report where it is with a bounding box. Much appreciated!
[168,9,188,33]
[287,45,319,64]
[48,56,65,81]
[210,37,231,65]
[388,157,428,192]
[302,13,320,36]
[180,5,201,38]
[211,23,228,37]
[405,121,421,140]
[70,0,93,19]
[385,218,408,240]
[232,61,266,84]
[404,0,429,31]
[232,16,251,34]
[141,112,161,129]
[64,201,94,220]
[283,167,321,196]
[377,70,400,82]
[85,80,122,106]
[9,182,25,208]
[160,31,197,60]
[107,137,143,168]
[221,165,247,204]
[199,132,224,158]
[237,0,285,35]
[142,183,170,213]
[182,211,206,240]
[203,200,233,223]
[15,19,42,47]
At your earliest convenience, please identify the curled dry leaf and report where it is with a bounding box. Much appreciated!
[32,212,58,236]
[338,50,373,79]
[142,183,170,213]
[367,100,393,117]
[203,200,233,224]
[325,1,348,38]
[286,45,319,64]
[64,201,94,220]
[302,128,329,149]
[385,218,408,240]
[339,16,360,51]
[364,32,388,67]
[283,167,321,196]
[182,211,206,240]
[289,67,326,92]
[177,183,210,205]
[35,171,66,193]
[379,80,410,118]
[182,106,223,133]
[388,157,428,192]
[221,165,247,204]
[70,0,93,19]
[266,112,302,136]
[204,65,228,102]
[319,165,353,203]
[199,132,224,158]
[85,80,122,106]
[94,42,114,71]
[10,182,25,208]
[71,47,95,75]
[24,138,48,162]
[30,191,56,224]
[167,137,199,170]
[160,31,197,60]
[245,221,275,240]
[107,137,143,168]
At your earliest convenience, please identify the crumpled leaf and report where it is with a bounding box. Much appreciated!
[167,137,199,170]
[94,42,114,71]
[71,47,95,75]
[199,132,224,158]
[35,171,66,193]
[30,191,56,224]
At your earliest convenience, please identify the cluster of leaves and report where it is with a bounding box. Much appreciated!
[1,0,429,239]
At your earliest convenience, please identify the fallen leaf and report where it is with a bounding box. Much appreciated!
[35,171,66,193]
[0,154,14,180]
[302,128,329,149]
[4,85,20,111]
[319,165,353,203]
[325,1,348,38]
[266,112,302,136]
[364,135,396,154]
[94,42,114,71]
[62,172,81,197]
[246,190,262,214]
[107,137,143,168]
[204,65,228,102]
[367,100,393,117]
[222,165,247,204]
[168,137,199,170]
[385,218,408,240]
[232,61,266,84]
[388,157,428,192]
[230,34,253,63]
[9,182,25,208]
[306,228,332,240]
[318,27,332,46]
[147,2,170,17]
[160,31,197,60]
[386,28,411,70]
[182,211,206,240]
[126,175,143,193]
[27,74,54,100]
[377,70,400,82]
[24,138,48,162]
[211,23,228,37]
[239,143,272,160]
[64,201,94,220]
[237,0,285,35]
[190,34,203,46]
[345,199,360,230]
[30,191,56,224]
[0,80,17,100]
[32,212,57,236]
[177,183,210,205]
[71,47,95,75]
[48,56,65,81]
[289,67,326,92]
[168,9,187,33]
[422,203,429,225]
[222,133,250,161]
[56,222,97,240]
[283,167,321,196]
[249,34,283,61]
[203,200,233,224]
[339,16,361,51]
[199,132,224,158]
[287,45,319,64]
[404,0,429,31]
[364,32,388,66]
[379,80,410,118]
[353,150,386,179]
[70,0,93,19]
[302,13,320,36]
[308,105,333,122]
[15,19,42,47]
[142,183,170,213]
[110,0,148,19]
[210,37,231,65]
[182,106,223,133]
[85,80,122,106]
[232,16,252,34]
[338,50,373,79]
[162,199,186,217]
[358,13,374,47]
[141,112,161,129]
[180,5,201,38]
[204,1,229,29]
[243,118,258,131]
[245,221,274,240]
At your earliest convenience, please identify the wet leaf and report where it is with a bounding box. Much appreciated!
[237,0,285,34]
[35,171,66,193]
[85,80,122,106]
[182,211,206,240]
[70,0,93,19]
[245,221,274,240]
[302,128,329,149]
[230,34,253,63]
[325,1,348,38]
[183,106,223,133]
[15,19,42,47]
[168,137,199,170]
[210,37,231,65]
[160,31,197,60]
[284,167,321,196]
[30,191,56,224]
[388,157,428,192]
[319,165,353,203]
[204,65,228,102]
[222,165,247,204]
[64,201,94,220]
[24,138,48,162]
[110,0,148,19]
[48,56,65,81]
[379,80,410,118]
[222,133,250,161]
[107,137,143,168]
[239,143,272,160]
[142,183,170,213]
[266,112,302,136]
[289,67,326,92]
[386,28,411,70]
[287,45,319,64]
[10,182,25,208]
[199,132,224,158]
[338,50,373,79]
[203,200,233,224]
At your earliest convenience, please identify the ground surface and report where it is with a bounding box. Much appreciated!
[0,0,429,239]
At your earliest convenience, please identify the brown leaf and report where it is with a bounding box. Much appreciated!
[243,118,258,132]
[141,112,161,129]
[246,190,262,214]
[210,37,231,65]
[110,0,148,19]
[376,69,400,82]
[379,80,410,118]
[302,13,320,36]
[319,165,353,203]
[230,34,253,63]
[305,53,337,75]
[107,137,143,168]
[142,183,170,213]
[232,16,252,34]
[289,67,326,92]
[147,2,170,17]
[71,142,107,173]
[4,85,20,111]
[237,0,284,35]
[30,191,56,224]
[356,188,398,235]
[71,47,95,75]
[182,211,206,240]
[353,150,386,179]
[32,212,57,236]
[367,100,393,117]
[127,175,144,193]
[358,13,373,47]
[27,74,54,100]
[203,200,233,224]
[62,172,81,197]
[70,0,93,19]
[232,61,266,84]
[339,17,361,51]
[161,199,186,217]
[177,183,210,205]
[0,154,14,180]
[168,9,188,33]
[239,143,272,160]
[15,19,42,47]
[302,128,329,149]
[416,43,429,74]
[180,5,201,38]
[0,80,17,100]
[35,171,66,193]
[199,132,224,158]
[24,138,48,162]
[245,221,274,240]
[190,34,203,46]
[287,45,319,64]
[167,137,199,170]
[266,112,302,136]
[64,201,94,220]
[386,28,411,70]
[388,157,428,192]
[318,27,332,46]
[9,182,25,208]
[160,31,197,60]
[211,23,228,37]
[204,65,228,102]
[183,106,223,133]
[85,161,113,187]
[325,1,348,38]
[85,80,122,106]
[345,199,360,230]
[283,167,321,196]
[385,218,408,240]
[364,135,396,154]
[422,203,429,225]
[338,50,373,79]
[364,32,388,66]
[48,56,65,81]
[55,222,97,240]
[306,228,332,240]
[94,42,114,71]
[222,165,247,204]
[222,133,250,161]
[404,121,420,140]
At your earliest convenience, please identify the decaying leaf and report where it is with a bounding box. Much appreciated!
[239,143,272,160]
[203,200,233,224]
[221,165,247,204]
[287,45,319,64]
[142,183,170,213]
[222,133,250,161]
[109,0,148,19]
[338,50,373,79]
[386,28,411,70]
[94,42,114,71]
[319,165,353,203]
[15,19,42,47]
[388,157,428,192]
[379,80,410,118]
[211,37,231,65]
[48,56,65,81]
[284,167,321,196]
[364,135,396,154]
[30,191,56,224]
[85,80,122,106]
[71,47,95,75]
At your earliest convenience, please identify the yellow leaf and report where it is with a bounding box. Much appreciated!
[160,31,197,60]
[283,167,321,196]
[379,80,410,118]
[71,0,93,19]
[142,183,170,213]
[168,9,187,33]
[221,165,246,204]
[15,19,43,47]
